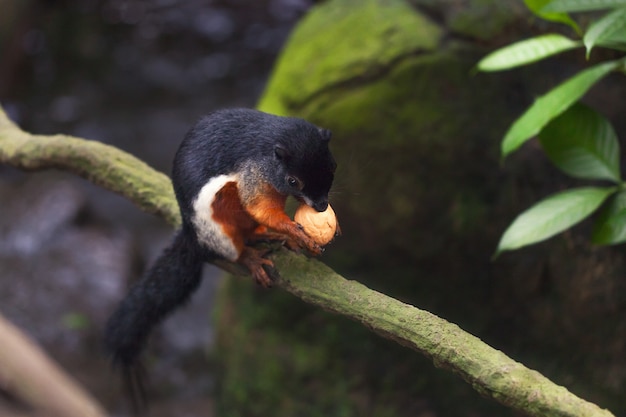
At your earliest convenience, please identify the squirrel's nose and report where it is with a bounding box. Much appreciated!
[313,199,329,212]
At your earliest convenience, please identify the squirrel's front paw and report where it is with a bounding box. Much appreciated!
[305,243,323,256]
[297,232,323,256]
[284,226,322,256]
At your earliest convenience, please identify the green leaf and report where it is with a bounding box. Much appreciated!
[590,8,626,51]
[542,0,626,12]
[524,0,582,33]
[584,7,626,58]
[597,32,626,51]
[501,60,619,157]
[478,34,582,71]
[495,187,616,255]
[539,103,621,182]
[592,190,626,245]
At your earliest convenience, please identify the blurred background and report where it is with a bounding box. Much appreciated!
[1,0,313,415]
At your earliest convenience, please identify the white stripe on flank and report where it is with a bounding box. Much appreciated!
[192,174,240,261]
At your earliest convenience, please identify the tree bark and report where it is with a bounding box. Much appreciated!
[0,106,615,417]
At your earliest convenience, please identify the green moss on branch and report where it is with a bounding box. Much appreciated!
[0,107,180,226]
[270,251,612,417]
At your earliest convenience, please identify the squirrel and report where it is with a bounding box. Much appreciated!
[104,108,337,405]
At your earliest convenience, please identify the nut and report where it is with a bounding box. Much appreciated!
[294,203,338,245]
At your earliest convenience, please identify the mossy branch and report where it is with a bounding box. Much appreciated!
[0,106,615,417]
[0,109,180,226]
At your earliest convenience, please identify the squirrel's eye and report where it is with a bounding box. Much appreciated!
[287,176,303,190]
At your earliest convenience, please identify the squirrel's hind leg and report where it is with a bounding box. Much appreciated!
[238,246,276,287]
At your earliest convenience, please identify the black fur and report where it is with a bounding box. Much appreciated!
[104,228,204,368]
[104,227,204,412]
[104,108,336,409]
[173,108,336,225]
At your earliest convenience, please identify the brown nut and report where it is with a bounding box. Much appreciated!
[294,203,338,245]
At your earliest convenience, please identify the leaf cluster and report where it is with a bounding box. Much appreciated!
[477,0,626,255]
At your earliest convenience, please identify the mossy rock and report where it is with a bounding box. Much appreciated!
[215,0,626,416]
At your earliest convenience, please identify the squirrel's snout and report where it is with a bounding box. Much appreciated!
[312,199,329,212]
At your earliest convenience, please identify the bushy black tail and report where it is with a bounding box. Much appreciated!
[104,228,204,409]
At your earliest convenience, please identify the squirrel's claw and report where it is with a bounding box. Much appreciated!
[239,247,275,288]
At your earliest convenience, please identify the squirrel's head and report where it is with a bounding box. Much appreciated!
[270,123,336,212]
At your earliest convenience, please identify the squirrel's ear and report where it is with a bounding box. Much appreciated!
[319,128,332,142]
[274,144,290,161]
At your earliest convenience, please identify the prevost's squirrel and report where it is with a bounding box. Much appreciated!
[104,108,337,403]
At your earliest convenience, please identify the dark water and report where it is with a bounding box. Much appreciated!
[0,1,312,415]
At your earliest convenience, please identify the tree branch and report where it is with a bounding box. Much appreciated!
[0,109,180,226]
[0,314,107,417]
[0,106,615,417]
